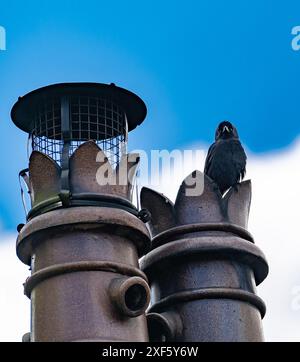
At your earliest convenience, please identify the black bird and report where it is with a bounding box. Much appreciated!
[204,121,247,195]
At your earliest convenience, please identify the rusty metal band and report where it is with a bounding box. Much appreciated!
[152,223,254,249]
[24,261,148,298]
[27,193,139,221]
[149,288,266,318]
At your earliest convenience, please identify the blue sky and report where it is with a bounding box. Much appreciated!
[1,0,300,230]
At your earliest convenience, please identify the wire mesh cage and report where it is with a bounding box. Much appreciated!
[12,83,147,214]
[31,96,128,167]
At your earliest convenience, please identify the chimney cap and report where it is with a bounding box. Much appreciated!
[11,82,147,134]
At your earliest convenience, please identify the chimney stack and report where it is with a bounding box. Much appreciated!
[141,172,269,342]
[12,83,151,342]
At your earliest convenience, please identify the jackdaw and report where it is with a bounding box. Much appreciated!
[204,121,247,195]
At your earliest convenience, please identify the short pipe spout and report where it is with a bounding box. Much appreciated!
[109,277,150,318]
[147,312,182,342]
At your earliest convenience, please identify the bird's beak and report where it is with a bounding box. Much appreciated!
[223,126,230,133]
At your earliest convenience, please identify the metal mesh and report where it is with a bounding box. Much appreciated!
[31,96,128,167]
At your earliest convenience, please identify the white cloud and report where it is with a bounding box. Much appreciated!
[1,139,300,341]
[0,234,30,341]
[248,141,300,342]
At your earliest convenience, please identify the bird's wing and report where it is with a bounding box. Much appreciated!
[204,142,217,175]
[231,140,247,180]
